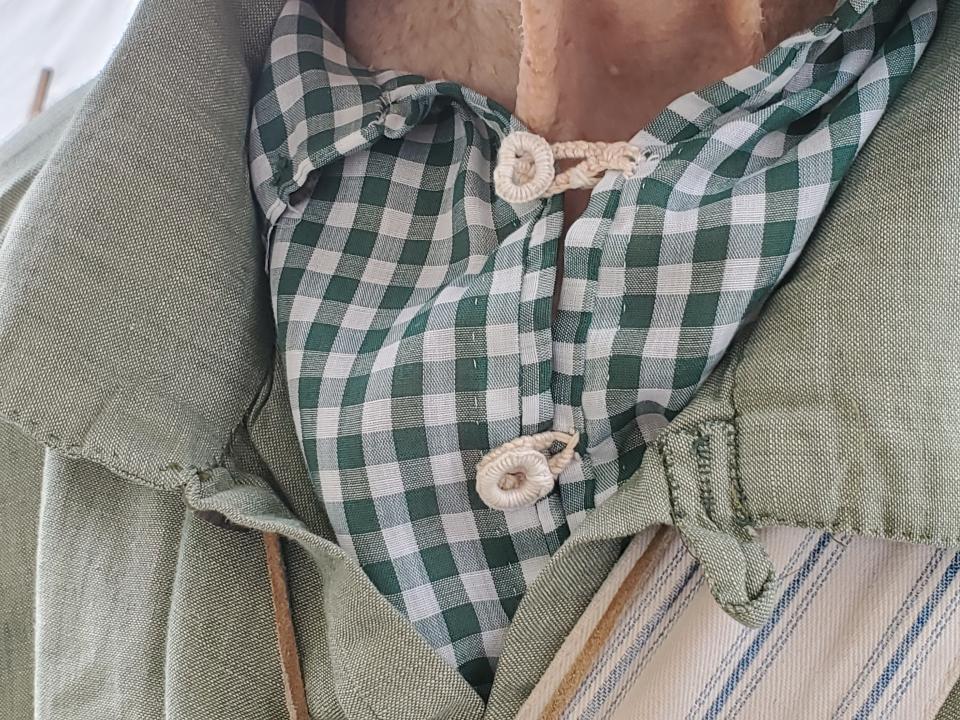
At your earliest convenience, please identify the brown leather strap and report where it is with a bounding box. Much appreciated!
[30,68,53,119]
[539,526,673,720]
[264,532,311,720]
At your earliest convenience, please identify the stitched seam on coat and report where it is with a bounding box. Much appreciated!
[727,341,960,546]
[0,405,185,490]
[183,468,436,720]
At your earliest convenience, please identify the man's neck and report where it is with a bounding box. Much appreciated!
[345,0,835,142]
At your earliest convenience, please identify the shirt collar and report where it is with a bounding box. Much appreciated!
[251,0,891,225]
[250,0,524,224]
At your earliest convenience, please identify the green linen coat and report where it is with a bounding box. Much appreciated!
[1,0,959,717]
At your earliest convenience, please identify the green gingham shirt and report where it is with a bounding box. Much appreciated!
[249,0,937,694]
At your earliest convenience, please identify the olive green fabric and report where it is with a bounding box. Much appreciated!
[0,85,88,234]
[0,423,43,719]
[0,0,958,718]
[938,678,960,720]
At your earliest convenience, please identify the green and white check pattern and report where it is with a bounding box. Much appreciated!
[250,0,937,694]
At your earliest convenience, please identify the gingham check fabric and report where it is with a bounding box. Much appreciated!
[249,0,937,694]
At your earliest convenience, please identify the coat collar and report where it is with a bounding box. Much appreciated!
[0,0,287,489]
[0,0,952,502]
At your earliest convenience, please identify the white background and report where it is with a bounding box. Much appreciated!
[0,0,141,142]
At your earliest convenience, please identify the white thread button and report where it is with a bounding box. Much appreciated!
[476,430,580,510]
[493,131,556,204]
[495,132,642,204]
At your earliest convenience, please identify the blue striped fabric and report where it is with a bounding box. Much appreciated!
[521,529,960,720]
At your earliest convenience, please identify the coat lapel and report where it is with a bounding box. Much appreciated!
[0,0,287,489]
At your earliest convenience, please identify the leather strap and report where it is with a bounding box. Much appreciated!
[264,532,311,720]
[539,526,672,720]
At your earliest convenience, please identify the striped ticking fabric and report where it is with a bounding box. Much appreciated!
[519,529,960,720]
[249,0,939,693]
